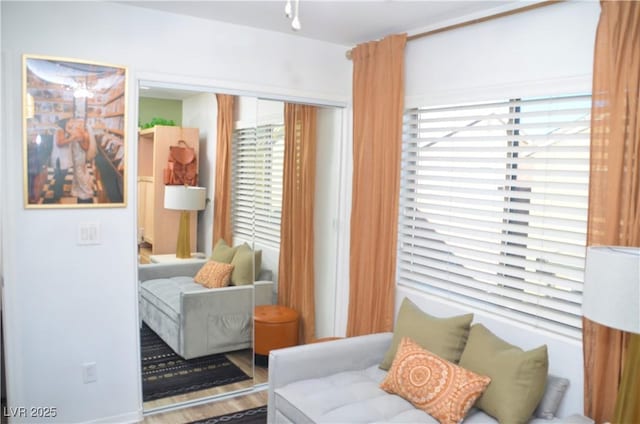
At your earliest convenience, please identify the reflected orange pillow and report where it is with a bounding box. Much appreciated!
[194,260,234,289]
[380,337,491,424]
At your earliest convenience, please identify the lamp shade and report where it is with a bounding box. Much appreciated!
[582,246,640,334]
[164,186,206,211]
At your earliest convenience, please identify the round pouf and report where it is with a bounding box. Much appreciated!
[254,305,299,365]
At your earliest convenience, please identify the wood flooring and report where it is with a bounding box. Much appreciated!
[142,390,268,424]
[142,349,269,423]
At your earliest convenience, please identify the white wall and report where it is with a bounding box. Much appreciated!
[314,107,342,338]
[0,1,350,423]
[392,1,600,418]
[182,93,218,255]
[405,1,599,107]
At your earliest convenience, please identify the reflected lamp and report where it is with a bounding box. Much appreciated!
[164,185,206,259]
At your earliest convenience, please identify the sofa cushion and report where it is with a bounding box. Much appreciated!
[275,365,438,423]
[139,276,202,322]
[458,324,549,424]
[211,239,237,263]
[380,298,473,370]
[275,364,501,423]
[534,375,570,419]
[380,337,491,424]
[194,260,234,288]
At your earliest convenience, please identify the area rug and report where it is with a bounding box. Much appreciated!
[141,323,251,402]
[187,406,267,424]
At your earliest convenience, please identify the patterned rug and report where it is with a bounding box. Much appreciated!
[140,323,251,402]
[187,406,267,424]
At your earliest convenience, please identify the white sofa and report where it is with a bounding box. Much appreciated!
[267,331,594,423]
[139,261,273,359]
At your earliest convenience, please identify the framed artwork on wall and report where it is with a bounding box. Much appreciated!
[23,54,127,208]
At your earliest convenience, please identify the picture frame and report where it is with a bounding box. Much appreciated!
[23,54,127,208]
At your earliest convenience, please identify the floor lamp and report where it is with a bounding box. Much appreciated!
[582,246,640,421]
[164,185,206,259]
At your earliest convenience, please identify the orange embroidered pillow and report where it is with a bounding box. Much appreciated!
[194,261,234,289]
[380,337,491,424]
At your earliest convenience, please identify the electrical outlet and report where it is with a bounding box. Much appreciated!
[82,362,97,383]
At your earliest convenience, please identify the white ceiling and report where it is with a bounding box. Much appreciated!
[124,0,520,46]
[129,0,526,100]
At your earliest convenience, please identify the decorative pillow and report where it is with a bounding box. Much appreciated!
[534,375,570,419]
[254,249,262,280]
[380,337,491,424]
[230,243,254,286]
[380,297,473,370]
[458,324,549,424]
[211,239,237,263]
[194,260,234,289]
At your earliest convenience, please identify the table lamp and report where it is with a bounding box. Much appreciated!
[164,185,206,259]
[582,246,640,334]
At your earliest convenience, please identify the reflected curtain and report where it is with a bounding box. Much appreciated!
[278,103,317,344]
[583,2,640,423]
[213,94,235,245]
[347,34,407,337]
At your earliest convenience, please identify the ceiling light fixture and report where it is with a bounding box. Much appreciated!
[285,0,301,31]
[285,0,292,18]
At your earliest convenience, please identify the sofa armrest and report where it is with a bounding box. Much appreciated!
[267,332,392,423]
[138,261,205,281]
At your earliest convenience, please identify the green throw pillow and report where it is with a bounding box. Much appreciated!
[254,249,262,280]
[230,243,254,286]
[458,324,549,424]
[379,297,473,370]
[211,239,237,263]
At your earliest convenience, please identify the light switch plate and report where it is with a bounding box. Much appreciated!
[78,222,100,245]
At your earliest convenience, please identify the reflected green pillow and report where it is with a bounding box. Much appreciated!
[211,239,237,263]
[231,243,254,286]
[254,249,262,280]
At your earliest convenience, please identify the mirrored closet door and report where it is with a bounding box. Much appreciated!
[136,82,257,411]
[135,80,346,412]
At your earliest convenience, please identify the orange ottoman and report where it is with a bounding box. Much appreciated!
[254,305,299,364]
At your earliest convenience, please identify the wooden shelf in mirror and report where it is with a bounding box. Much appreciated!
[137,125,199,254]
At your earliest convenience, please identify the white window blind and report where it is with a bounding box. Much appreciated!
[399,94,591,338]
[232,123,284,247]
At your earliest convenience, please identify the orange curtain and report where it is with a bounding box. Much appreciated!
[583,2,640,423]
[278,103,317,344]
[347,34,407,337]
[213,94,235,245]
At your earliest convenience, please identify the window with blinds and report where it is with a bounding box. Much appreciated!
[399,94,591,338]
[231,123,285,246]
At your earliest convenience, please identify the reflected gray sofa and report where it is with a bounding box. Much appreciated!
[139,261,273,359]
[267,333,594,424]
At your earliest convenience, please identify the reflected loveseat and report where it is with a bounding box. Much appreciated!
[139,260,273,360]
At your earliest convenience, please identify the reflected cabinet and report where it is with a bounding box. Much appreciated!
[137,125,199,254]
